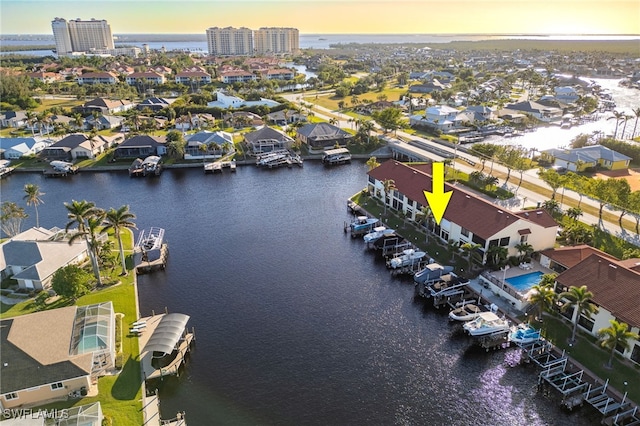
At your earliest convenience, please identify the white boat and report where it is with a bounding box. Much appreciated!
[388,248,426,269]
[463,312,510,336]
[50,160,77,173]
[350,216,379,232]
[449,303,484,322]
[508,323,541,344]
[322,147,351,165]
[363,226,395,243]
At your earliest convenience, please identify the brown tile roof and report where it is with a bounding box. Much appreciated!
[368,160,556,240]
[618,258,640,272]
[556,254,640,327]
[514,209,557,228]
[540,245,618,269]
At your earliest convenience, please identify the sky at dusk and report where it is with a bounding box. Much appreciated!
[0,0,639,35]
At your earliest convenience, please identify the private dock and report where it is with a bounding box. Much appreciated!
[0,166,15,179]
[43,168,76,177]
[204,160,236,174]
[134,244,169,274]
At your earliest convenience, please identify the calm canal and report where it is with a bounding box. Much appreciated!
[1,163,598,425]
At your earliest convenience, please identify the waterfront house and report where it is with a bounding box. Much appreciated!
[0,302,115,409]
[40,134,107,161]
[501,100,563,123]
[73,98,135,115]
[541,145,631,171]
[296,122,353,151]
[76,72,118,85]
[260,68,295,80]
[367,160,558,261]
[554,253,640,366]
[113,135,167,158]
[244,126,294,154]
[185,131,233,158]
[222,111,264,129]
[0,227,89,290]
[0,137,48,159]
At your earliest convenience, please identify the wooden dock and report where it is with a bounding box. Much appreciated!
[0,166,15,179]
[204,160,236,174]
[44,168,77,177]
[134,244,169,274]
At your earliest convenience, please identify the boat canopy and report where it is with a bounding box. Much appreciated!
[142,156,161,166]
[144,313,190,355]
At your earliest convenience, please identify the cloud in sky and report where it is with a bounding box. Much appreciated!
[1,0,638,34]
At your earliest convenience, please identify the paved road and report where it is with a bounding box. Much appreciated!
[283,92,640,246]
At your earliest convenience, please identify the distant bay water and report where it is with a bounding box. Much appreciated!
[1,33,639,56]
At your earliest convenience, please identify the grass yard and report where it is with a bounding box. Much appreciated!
[303,85,408,112]
[34,97,85,112]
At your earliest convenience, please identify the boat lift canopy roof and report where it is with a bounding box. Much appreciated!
[144,313,190,355]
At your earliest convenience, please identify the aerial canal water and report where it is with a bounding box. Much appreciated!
[1,163,599,425]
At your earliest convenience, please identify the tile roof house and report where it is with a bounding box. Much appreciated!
[0,302,115,409]
[0,227,88,290]
[244,126,294,154]
[367,160,558,261]
[539,244,618,273]
[296,122,353,151]
[136,97,175,112]
[175,70,212,85]
[554,253,640,365]
[542,145,631,171]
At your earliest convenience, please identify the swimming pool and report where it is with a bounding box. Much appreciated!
[505,271,544,293]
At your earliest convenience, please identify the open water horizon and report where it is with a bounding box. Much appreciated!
[0,163,600,425]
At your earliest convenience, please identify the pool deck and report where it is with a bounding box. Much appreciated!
[487,259,554,282]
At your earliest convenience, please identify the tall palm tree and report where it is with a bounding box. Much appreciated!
[381,179,396,215]
[559,285,598,345]
[23,184,45,228]
[565,207,583,222]
[485,245,508,267]
[103,205,137,276]
[631,107,640,139]
[460,242,482,271]
[514,242,533,262]
[598,320,639,369]
[65,200,103,286]
[608,110,625,139]
[527,282,557,322]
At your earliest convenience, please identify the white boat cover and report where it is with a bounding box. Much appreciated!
[144,313,190,355]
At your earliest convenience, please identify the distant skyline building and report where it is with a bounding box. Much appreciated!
[254,27,299,55]
[206,26,299,56]
[51,17,115,56]
[206,26,254,56]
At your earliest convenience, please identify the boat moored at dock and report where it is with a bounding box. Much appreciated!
[413,263,453,284]
[322,147,351,165]
[387,248,427,269]
[363,226,395,243]
[462,312,510,336]
[508,323,542,345]
[130,156,163,177]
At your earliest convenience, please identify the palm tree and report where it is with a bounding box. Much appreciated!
[597,320,639,369]
[608,110,625,139]
[460,242,482,271]
[565,207,583,222]
[631,107,640,139]
[366,156,380,172]
[514,242,534,262]
[527,282,557,322]
[485,245,508,267]
[559,285,598,345]
[381,179,396,215]
[103,205,137,276]
[65,200,103,286]
[23,184,45,228]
